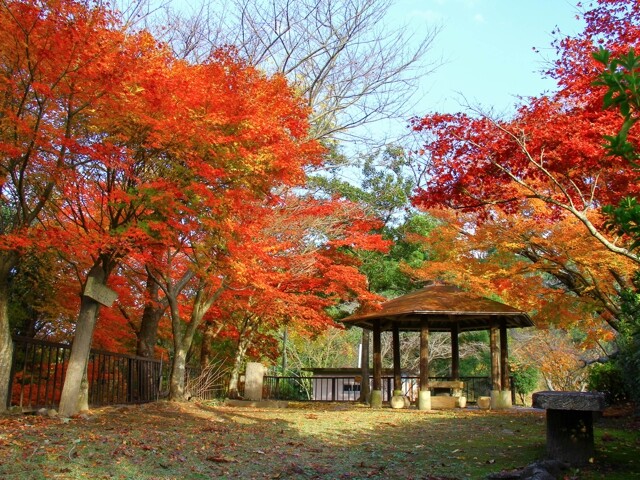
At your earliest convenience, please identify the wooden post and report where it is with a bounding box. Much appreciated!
[490,324,500,391]
[450,322,460,380]
[500,321,509,390]
[371,320,382,408]
[392,324,402,394]
[358,329,370,403]
[418,322,431,410]
[490,323,500,409]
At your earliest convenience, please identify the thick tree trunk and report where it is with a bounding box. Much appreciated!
[0,277,13,412]
[136,278,166,358]
[0,253,17,412]
[169,346,188,401]
[59,294,101,416]
[59,265,107,417]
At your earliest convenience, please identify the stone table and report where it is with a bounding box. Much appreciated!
[532,391,605,466]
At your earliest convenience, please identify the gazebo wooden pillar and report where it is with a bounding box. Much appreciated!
[499,320,512,408]
[450,322,460,380]
[392,324,402,394]
[489,320,513,409]
[371,319,383,408]
[490,323,500,390]
[418,321,431,410]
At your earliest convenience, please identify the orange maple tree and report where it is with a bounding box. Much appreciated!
[411,0,640,269]
[409,0,640,336]
[0,0,143,410]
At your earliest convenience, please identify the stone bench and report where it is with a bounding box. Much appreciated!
[532,391,605,466]
[429,380,465,389]
[430,380,464,396]
[429,381,466,409]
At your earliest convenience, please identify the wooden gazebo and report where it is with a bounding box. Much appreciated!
[340,284,534,410]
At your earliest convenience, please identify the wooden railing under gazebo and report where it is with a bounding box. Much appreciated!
[340,284,534,410]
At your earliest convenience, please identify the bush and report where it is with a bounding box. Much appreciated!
[588,361,630,404]
[617,332,640,405]
[510,363,539,406]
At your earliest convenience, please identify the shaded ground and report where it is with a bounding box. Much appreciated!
[0,401,637,479]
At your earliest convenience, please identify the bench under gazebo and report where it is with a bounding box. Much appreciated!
[340,283,534,410]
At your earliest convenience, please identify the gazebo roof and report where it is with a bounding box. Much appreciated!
[340,284,534,332]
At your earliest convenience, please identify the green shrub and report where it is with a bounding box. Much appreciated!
[588,361,630,404]
[510,363,539,405]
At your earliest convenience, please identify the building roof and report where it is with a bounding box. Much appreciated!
[340,284,534,332]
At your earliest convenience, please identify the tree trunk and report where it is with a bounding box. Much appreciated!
[0,252,18,412]
[200,321,224,369]
[165,275,224,401]
[227,334,251,399]
[136,277,166,358]
[58,265,107,417]
[169,346,188,401]
[0,275,13,412]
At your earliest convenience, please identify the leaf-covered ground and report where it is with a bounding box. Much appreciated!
[0,401,637,479]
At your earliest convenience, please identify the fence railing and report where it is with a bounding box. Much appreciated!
[8,335,517,409]
[263,375,516,404]
[9,336,162,410]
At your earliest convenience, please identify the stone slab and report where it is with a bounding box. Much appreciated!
[430,396,458,409]
[244,362,266,401]
[429,380,464,389]
[532,391,605,412]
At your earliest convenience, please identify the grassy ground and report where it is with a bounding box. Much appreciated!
[0,401,638,480]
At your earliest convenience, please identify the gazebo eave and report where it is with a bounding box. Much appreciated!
[342,311,534,332]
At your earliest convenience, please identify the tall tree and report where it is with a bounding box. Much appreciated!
[0,0,138,411]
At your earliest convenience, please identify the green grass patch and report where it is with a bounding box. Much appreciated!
[0,401,637,479]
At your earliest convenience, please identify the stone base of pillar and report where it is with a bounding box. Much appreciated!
[490,390,500,409]
[499,390,512,408]
[418,390,431,411]
[370,390,383,408]
[490,390,512,409]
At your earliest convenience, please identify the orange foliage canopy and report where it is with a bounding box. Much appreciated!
[411,0,640,265]
[408,0,640,345]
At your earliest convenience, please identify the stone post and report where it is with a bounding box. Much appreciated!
[532,391,605,466]
[244,362,266,401]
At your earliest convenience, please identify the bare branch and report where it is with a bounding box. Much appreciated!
[150,0,441,144]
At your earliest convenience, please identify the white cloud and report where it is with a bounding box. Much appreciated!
[473,13,485,23]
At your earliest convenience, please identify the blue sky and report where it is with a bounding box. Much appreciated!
[394,0,585,116]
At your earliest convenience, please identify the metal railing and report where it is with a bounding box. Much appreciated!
[263,375,516,404]
[9,336,162,410]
